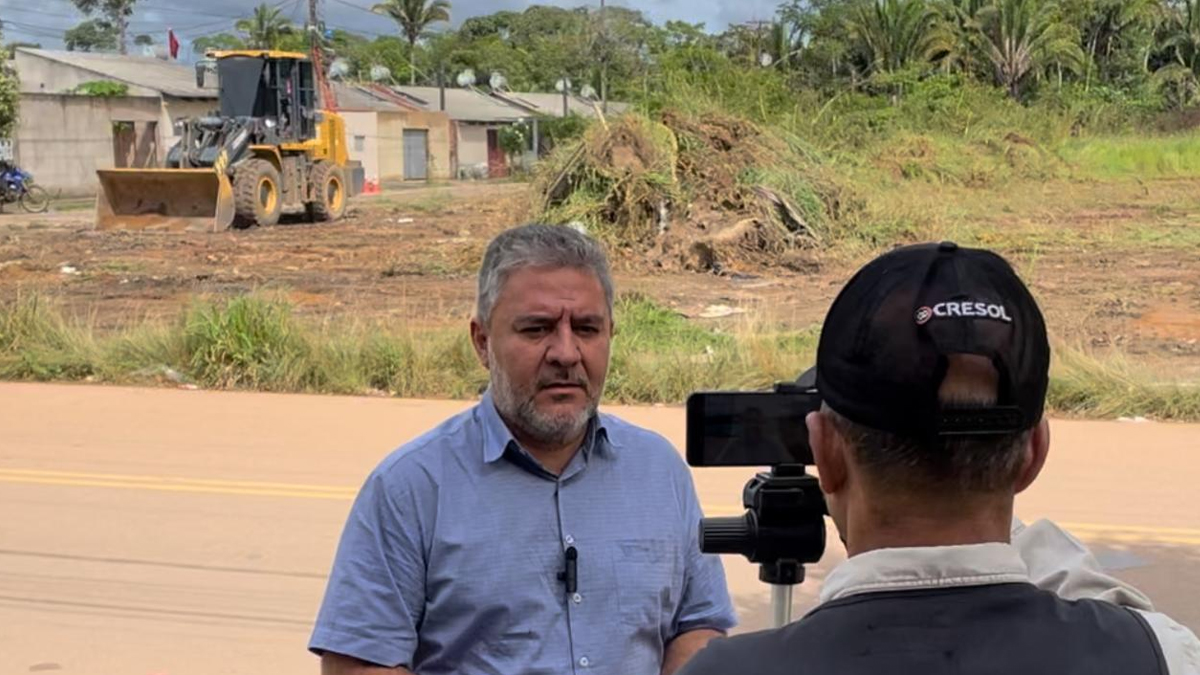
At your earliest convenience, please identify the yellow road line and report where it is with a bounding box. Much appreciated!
[0,468,356,493]
[0,469,356,500]
[5,468,1200,545]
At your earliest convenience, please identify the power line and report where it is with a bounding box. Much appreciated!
[326,0,379,18]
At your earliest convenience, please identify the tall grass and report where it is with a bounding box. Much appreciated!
[1059,134,1200,179]
[2,293,1197,421]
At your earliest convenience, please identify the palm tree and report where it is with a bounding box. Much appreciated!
[975,0,1084,98]
[372,0,452,86]
[1076,0,1159,87]
[846,0,951,76]
[933,0,989,75]
[235,4,295,51]
[1155,0,1200,108]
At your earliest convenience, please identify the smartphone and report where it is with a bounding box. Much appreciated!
[686,391,821,467]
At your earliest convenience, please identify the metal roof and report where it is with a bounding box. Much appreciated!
[17,48,214,99]
[391,86,531,123]
[491,91,629,118]
[332,83,413,113]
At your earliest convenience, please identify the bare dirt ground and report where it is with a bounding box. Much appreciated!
[1,179,1198,376]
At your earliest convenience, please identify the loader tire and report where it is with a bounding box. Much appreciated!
[233,159,282,228]
[310,162,347,222]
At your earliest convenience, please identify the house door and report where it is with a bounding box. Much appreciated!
[487,128,508,179]
[403,129,428,181]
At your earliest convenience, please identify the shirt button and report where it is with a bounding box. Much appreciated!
[572,592,582,604]
[565,535,575,545]
[579,657,590,667]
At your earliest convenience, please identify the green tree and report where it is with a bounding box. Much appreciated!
[71,0,137,55]
[64,19,119,53]
[133,34,154,46]
[1063,0,1160,88]
[234,3,296,50]
[847,0,951,76]
[976,0,1085,98]
[371,0,452,85]
[192,33,247,55]
[0,24,20,139]
[1154,0,1200,108]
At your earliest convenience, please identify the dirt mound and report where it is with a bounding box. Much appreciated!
[533,110,853,274]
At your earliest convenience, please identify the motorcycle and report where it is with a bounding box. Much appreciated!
[0,162,50,214]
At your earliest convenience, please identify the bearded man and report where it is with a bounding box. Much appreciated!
[310,224,736,675]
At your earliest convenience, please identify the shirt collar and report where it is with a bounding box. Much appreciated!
[478,387,612,465]
[819,542,1031,604]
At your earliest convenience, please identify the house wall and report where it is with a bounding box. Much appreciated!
[14,52,161,97]
[15,94,162,194]
[457,123,491,179]
[341,111,381,184]
[374,110,453,182]
[404,110,452,181]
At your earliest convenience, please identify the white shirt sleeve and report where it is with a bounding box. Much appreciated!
[1012,518,1200,674]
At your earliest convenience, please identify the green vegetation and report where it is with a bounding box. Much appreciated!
[2,293,1196,421]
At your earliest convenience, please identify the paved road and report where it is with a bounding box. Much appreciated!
[2,383,1198,675]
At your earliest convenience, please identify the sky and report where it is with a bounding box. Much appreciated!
[1,0,784,54]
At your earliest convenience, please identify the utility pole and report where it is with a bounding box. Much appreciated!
[308,0,337,110]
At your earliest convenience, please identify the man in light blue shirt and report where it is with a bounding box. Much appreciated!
[310,224,737,675]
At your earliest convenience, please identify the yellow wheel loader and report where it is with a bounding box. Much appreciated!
[95,51,364,232]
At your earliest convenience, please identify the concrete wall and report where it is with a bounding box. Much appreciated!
[15,94,162,194]
[15,52,161,97]
[341,111,381,184]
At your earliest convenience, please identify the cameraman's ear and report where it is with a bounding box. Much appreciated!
[807,411,847,495]
[1014,417,1050,495]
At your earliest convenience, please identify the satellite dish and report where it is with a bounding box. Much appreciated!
[489,71,507,90]
[555,77,571,93]
[369,64,392,82]
[580,84,597,100]
[456,68,476,87]
[329,58,351,80]
[759,52,774,67]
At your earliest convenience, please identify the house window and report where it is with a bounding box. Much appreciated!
[354,135,366,152]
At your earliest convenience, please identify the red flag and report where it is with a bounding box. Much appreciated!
[168,29,180,60]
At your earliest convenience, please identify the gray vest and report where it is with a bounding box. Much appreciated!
[681,583,1168,675]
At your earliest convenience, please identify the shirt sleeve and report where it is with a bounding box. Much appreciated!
[670,460,738,637]
[1013,517,1200,675]
[308,463,432,668]
[1011,517,1153,608]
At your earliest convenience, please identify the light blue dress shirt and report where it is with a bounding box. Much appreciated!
[309,389,737,674]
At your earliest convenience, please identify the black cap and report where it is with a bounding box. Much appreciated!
[815,242,1050,438]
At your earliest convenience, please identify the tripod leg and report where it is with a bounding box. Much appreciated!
[771,584,793,628]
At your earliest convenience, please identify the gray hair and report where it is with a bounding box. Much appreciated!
[475,224,615,325]
[826,389,1031,496]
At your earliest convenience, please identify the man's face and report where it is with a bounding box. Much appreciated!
[471,265,613,446]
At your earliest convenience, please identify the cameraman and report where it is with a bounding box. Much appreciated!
[681,242,1200,675]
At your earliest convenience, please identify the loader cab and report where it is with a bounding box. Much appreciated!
[210,51,317,143]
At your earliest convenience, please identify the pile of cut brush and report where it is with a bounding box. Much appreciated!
[531,109,856,273]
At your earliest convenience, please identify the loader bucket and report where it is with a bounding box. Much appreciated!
[94,168,235,232]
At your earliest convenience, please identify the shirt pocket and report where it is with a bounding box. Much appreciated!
[613,537,681,629]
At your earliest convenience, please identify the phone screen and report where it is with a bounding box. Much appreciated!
[686,391,820,467]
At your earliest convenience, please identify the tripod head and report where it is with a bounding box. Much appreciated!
[700,464,827,586]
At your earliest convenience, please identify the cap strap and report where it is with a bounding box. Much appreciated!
[936,406,1025,437]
